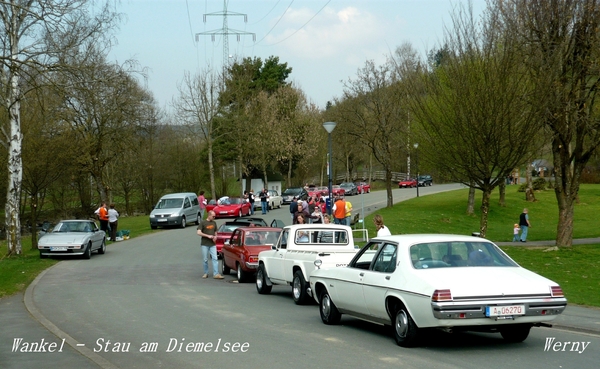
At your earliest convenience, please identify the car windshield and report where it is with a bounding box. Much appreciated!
[53,221,94,233]
[283,188,301,195]
[245,230,281,245]
[228,198,243,205]
[340,183,353,187]
[410,241,518,269]
[155,198,183,209]
[219,224,242,233]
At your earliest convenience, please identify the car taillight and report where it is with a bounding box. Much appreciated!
[550,286,564,298]
[432,289,452,302]
[248,256,258,263]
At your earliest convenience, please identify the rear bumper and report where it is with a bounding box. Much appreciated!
[431,298,567,321]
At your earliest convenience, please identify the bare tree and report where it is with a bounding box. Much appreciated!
[496,0,600,246]
[0,1,118,255]
[173,69,223,200]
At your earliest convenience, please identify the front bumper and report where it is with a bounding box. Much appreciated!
[150,215,183,227]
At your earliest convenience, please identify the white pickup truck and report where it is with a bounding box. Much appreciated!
[255,224,359,305]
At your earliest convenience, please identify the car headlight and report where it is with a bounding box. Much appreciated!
[150,214,155,218]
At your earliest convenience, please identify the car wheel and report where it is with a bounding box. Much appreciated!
[238,210,242,217]
[180,217,186,228]
[256,264,272,294]
[222,260,231,275]
[237,264,248,283]
[151,225,157,229]
[319,289,341,325]
[97,239,106,254]
[39,251,47,259]
[83,242,92,260]
[392,304,419,347]
[292,270,310,305]
[196,213,201,225]
[500,324,531,343]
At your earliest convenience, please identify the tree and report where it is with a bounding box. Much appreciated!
[496,0,600,247]
[0,0,118,256]
[405,3,544,237]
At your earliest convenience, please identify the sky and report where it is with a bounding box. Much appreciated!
[108,0,486,111]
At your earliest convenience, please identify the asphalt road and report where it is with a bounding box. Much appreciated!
[5,184,599,369]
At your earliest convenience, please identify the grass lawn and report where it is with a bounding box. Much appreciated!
[1,184,599,307]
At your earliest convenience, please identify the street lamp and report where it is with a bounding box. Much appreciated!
[323,121,337,215]
[413,142,419,198]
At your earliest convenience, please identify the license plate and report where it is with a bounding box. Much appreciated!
[486,305,525,317]
[220,211,227,214]
[50,246,67,251]
[158,218,167,222]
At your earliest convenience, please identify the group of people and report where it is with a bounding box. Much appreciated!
[289,196,329,224]
[242,188,269,215]
[94,202,119,241]
[513,208,531,242]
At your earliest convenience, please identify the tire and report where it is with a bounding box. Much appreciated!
[151,225,157,229]
[83,242,92,260]
[196,213,201,225]
[292,270,310,305]
[500,324,531,343]
[180,217,186,228]
[39,251,47,259]
[97,239,106,254]
[256,264,272,294]
[319,289,341,324]
[392,304,419,347]
[222,259,231,275]
[238,210,242,217]
[237,263,248,283]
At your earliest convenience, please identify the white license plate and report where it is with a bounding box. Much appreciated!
[486,305,525,317]
[220,211,227,214]
[158,218,167,222]
[50,246,67,251]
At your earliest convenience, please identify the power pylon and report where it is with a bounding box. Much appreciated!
[195,0,256,68]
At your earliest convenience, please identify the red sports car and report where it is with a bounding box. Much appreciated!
[221,227,282,282]
[399,178,418,188]
[317,186,329,197]
[355,182,371,194]
[331,185,346,197]
[205,199,217,213]
[213,197,251,218]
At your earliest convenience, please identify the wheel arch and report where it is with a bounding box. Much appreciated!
[385,295,420,327]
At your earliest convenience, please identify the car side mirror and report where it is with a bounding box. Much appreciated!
[224,240,230,246]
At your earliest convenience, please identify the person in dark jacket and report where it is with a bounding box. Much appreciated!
[519,208,531,242]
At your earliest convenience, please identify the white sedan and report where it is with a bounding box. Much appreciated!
[38,220,107,259]
[309,234,567,347]
[253,190,283,210]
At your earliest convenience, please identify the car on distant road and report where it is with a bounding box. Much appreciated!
[310,234,567,347]
[38,220,106,259]
[354,182,371,194]
[222,227,282,282]
[331,185,346,197]
[282,187,308,204]
[339,182,359,196]
[253,190,283,210]
[398,178,417,188]
[213,197,251,218]
[418,175,433,187]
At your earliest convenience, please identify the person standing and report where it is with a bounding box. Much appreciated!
[344,198,353,226]
[519,208,531,242]
[95,202,109,236]
[198,191,207,220]
[373,214,391,237]
[289,197,298,222]
[512,223,521,242]
[248,189,255,215]
[259,188,269,214]
[108,204,119,241]
[197,210,224,279]
[332,195,346,225]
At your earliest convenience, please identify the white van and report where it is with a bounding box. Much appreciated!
[149,192,201,229]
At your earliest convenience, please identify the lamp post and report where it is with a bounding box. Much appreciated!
[323,121,337,215]
[413,142,419,198]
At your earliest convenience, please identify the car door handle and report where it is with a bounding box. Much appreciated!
[385,276,391,280]
[359,273,364,277]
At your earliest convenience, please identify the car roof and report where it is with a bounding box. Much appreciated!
[235,227,281,232]
[159,192,196,199]
[370,234,495,245]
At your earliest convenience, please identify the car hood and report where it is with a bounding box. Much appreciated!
[214,204,241,211]
[39,233,90,246]
[411,266,557,298]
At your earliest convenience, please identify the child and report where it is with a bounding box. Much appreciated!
[512,223,521,242]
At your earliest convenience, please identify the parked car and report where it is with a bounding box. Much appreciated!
[317,186,329,197]
[213,197,251,218]
[149,192,201,229]
[418,175,433,187]
[354,182,371,194]
[398,178,417,188]
[253,190,283,210]
[310,234,567,347]
[38,220,106,259]
[331,185,346,197]
[282,187,308,204]
[205,199,217,213]
[339,182,359,196]
[222,227,282,282]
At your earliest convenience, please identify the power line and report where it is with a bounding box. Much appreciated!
[266,0,331,46]
[254,0,294,44]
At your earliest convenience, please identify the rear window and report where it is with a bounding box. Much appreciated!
[294,228,350,245]
[410,241,518,269]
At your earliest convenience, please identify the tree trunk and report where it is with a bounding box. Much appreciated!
[466,183,475,215]
[208,140,216,200]
[6,73,23,255]
[552,139,578,248]
[30,194,39,250]
[479,188,492,238]
[525,164,536,202]
[287,160,293,187]
[498,181,506,207]
[385,167,393,207]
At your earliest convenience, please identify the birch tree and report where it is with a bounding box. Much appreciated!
[0,1,118,255]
